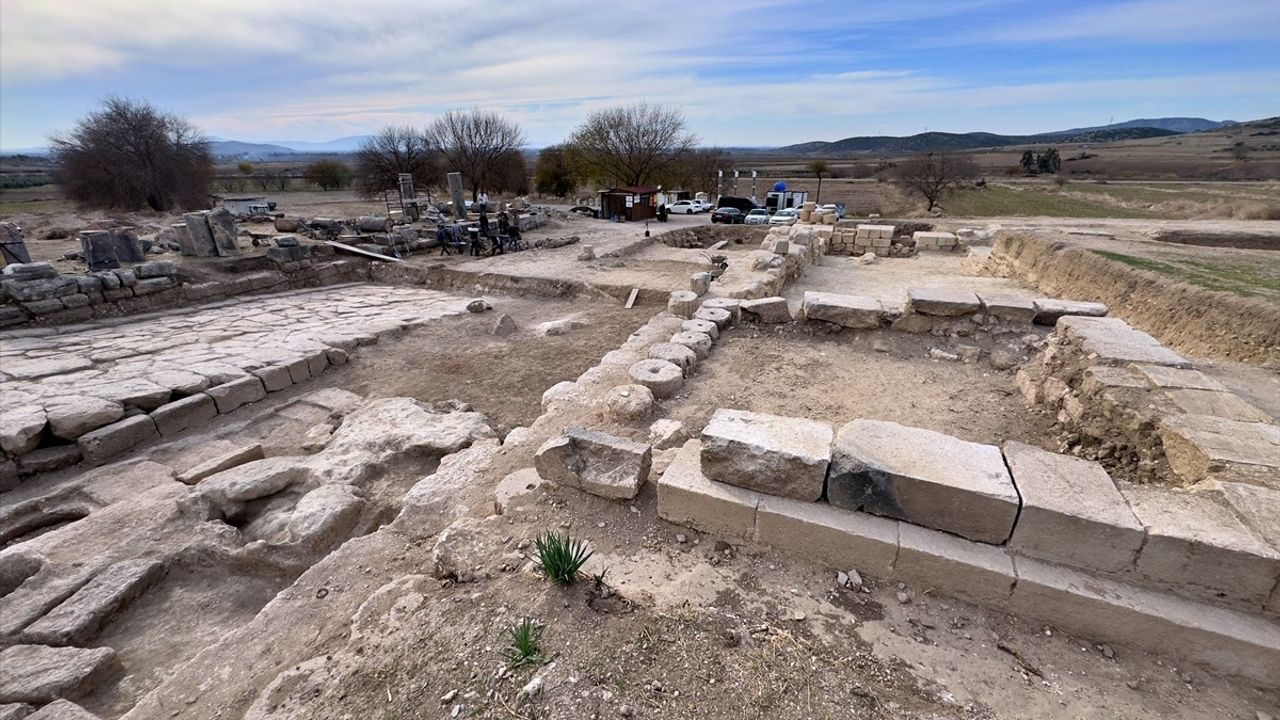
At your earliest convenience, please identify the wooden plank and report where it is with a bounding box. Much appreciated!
[625,288,639,309]
[324,240,403,262]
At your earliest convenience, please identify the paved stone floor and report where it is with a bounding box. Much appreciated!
[1,284,468,417]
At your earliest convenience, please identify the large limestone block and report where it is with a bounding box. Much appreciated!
[534,427,651,500]
[628,359,683,399]
[1161,389,1271,423]
[0,644,118,704]
[1032,298,1108,325]
[896,522,1016,605]
[976,293,1036,324]
[828,420,1019,544]
[206,376,267,414]
[699,409,832,502]
[801,291,883,329]
[740,296,791,324]
[1202,481,1280,551]
[0,406,46,455]
[907,287,980,317]
[756,496,898,576]
[45,397,124,441]
[77,415,158,464]
[1003,442,1143,573]
[150,394,218,436]
[1010,556,1280,686]
[1057,316,1190,367]
[22,560,165,646]
[656,440,762,539]
[1123,485,1280,611]
[1157,414,1280,486]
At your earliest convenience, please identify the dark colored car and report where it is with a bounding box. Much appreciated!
[711,207,745,224]
[715,195,760,213]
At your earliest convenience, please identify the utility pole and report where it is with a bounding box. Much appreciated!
[751,170,758,201]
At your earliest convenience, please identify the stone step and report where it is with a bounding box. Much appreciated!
[22,560,166,646]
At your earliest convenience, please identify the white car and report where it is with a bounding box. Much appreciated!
[667,200,698,214]
[769,208,799,225]
[744,208,771,225]
[818,203,846,219]
[690,199,713,212]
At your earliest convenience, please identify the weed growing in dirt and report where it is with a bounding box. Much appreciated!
[505,617,546,668]
[535,531,593,584]
[591,567,610,590]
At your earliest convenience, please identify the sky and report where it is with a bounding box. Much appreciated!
[2,0,1278,150]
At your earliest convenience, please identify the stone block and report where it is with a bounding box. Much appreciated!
[182,212,218,257]
[2,276,78,302]
[1161,389,1271,422]
[1,261,56,279]
[534,427,651,500]
[83,378,171,411]
[78,231,119,271]
[976,293,1036,324]
[1057,317,1190,367]
[740,296,791,323]
[690,272,712,296]
[827,420,1019,544]
[1033,298,1108,325]
[45,397,125,440]
[110,228,145,263]
[670,331,712,360]
[252,365,293,392]
[1123,484,1280,610]
[667,290,698,319]
[1010,556,1280,685]
[1129,364,1225,391]
[206,376,267,414]
[628,359,683,399]
[680,318,719,340]
[77,415,158,464]
[0,644,118,704]
[801,291,883,329]
[701,297,741,322]
[700,409,832,502]
[603,385,654,421]
[693,306,731,329]
[0,406,47,455]
[131,277,174,296]
[207,207,241,256]
[1003,442,1143,573]
[16,446,81,476]
[756,497,898,577]
[656,440,762,539]
[150,394,217,436]
[133,260,176,279]
[648,343,697,374]
[907,287,980,317]
[1157,414,1280,486]
[177,443,265,485]
[22,560,165,646]
[896,522,1016,605]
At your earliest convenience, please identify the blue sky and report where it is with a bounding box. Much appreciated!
[2,0,1278,149]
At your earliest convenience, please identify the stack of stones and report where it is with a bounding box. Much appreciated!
[796,202,837,225]
[0,261,183,327]
[829,224,900,256]
[912,231,959,251]
[79,227,146,271]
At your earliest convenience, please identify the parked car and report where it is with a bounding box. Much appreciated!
[819,202,846,219]
[744,208,771,225]
[715,195,759,213]
[711,207,745,224]
[769,208,799,225]
[690,199,713,212]
[668,200,698,214]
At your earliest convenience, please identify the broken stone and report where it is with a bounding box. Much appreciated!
[1057,317,1190,368]
[1003,442,1144,573]
[1033,298,1108,325]
[206,376,267,414]
[176,443,265,485]
[693,306,731,329]
[536,317,586,336]
[628,359,683,399]
[206,207,241,256]
[648,419,688,450]
[908,287,980,317]
[150,394,218,437]
[466,299,490,313]
[740,297,791,325]
[670,331,713,360]
[182,213,218,257]
[540,381,578,411]
[690,272,712,296]
[647,343,697,374]
[78,231,119,271]
[0,644,118,704]
[976,293,1036,324]
[534,427,652,500]
[828,420,1019,544]
[22,560,165,646]
[603,385,654,420]
[0,406,46,455]
[1129,364,1225,392]
[701,297,741,322]
[25,699,101,719]
[45,397,125,440]
[802,291,883,329]
[15,446,81,476]
[431,516,492,582]
[699,409,832,502]
[1157,414,1280,486]
[927,348,959,362]
[491,314,516,336]
[82,378,171,411]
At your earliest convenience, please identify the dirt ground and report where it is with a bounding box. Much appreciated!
[666,326,1056,451]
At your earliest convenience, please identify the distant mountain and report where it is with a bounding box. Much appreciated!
[1051,117,1234,135]
[266,136,372,153]
[778,126,1180,155]
[208,140,298,158]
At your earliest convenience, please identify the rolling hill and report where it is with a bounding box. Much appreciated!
[778,126,1184,156]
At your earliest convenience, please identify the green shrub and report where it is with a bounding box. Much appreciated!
[534,531,593,584]
[505,617,545,668]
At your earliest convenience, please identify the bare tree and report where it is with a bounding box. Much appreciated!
[423,109,526,200]
[894,152,979,211]
[567,103,697,188]
[669,148,732,196]
[51,96,213,211]
[806,159,830,202]
[353,126,438,197]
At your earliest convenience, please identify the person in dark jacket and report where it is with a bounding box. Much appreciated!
[478,210,490,238]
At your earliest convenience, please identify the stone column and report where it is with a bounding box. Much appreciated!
[447,172,467,221]
[80,230,120,270]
